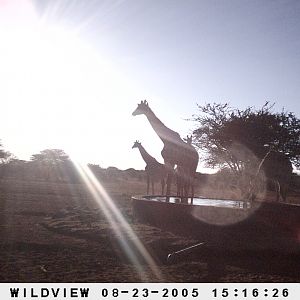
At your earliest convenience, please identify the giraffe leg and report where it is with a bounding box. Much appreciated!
[166,171,174,201]
[183,177,189,204]
[277,180,285,202]
[161,178,165,195]
[176,173,180,197]
[275,180,281,202]
[152,180,154,195]
[281,183,288,202]
[165,163,174,201]
[191,177,194,204]
[147,175,150,195]
[166,173,172,201]
[176,167,183,200]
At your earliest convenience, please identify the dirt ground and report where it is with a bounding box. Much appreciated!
[0,178,300,282]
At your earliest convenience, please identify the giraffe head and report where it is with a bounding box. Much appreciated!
[186,135,193,145]
[183,135,193,145]
[132,140,141,149]
[132,100,150,116]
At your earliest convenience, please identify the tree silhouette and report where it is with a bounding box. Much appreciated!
[0,140,6,161]
[192,102,300,172]
[30,149,70,165]
[192,102,299,200]
[0,151,17,164]
[30,149,70,181]
[0,140,16,164]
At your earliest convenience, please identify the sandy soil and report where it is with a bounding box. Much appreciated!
[0,178,300,282]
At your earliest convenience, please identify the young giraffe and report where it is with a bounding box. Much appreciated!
[132,100,199,200]
[132,140,166,195]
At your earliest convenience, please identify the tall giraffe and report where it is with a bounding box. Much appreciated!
[132,100,199,200]
[132,140,166,195]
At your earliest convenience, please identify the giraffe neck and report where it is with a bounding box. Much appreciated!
[138,145,157,165]
[145,107,182,144]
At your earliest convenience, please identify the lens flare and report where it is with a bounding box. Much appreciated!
[72,160,163,281]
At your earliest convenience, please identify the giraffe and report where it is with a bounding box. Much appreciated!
[132,140,166,195]
[247,150,293,203]
[262,151,293,202]
[132,100,199,200]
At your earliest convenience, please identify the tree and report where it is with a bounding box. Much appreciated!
[0,141,5,160]
[192,102,300,201]
[30,149,70,181]
[192,102,300,172]
[0,151,17,164]
[0,140,17,164]
[30,149,70,165]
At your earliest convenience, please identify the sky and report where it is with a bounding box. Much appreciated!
[0,0,299,172]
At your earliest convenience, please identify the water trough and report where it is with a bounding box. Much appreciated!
[131,195,300,254]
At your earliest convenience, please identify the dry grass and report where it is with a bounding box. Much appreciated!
[0,177,300,282]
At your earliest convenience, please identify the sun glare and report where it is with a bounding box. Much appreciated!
[0,0,139,166]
